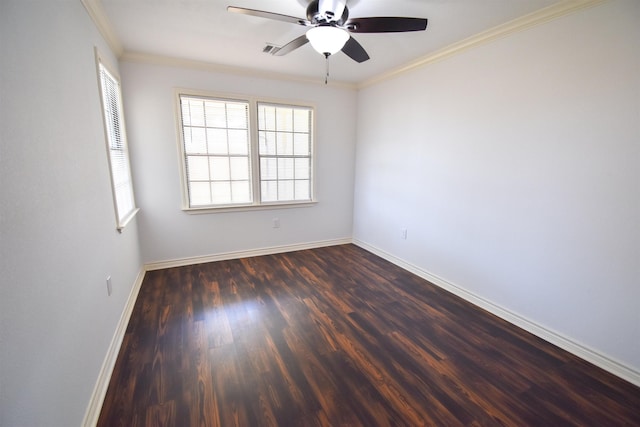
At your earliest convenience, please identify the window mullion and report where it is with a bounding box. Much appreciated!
[249,99,261,205]
[203,100,214,205]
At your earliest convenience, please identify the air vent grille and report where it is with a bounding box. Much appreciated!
[263,44,281,55]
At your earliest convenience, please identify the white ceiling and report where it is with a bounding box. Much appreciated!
[99,0,563,85]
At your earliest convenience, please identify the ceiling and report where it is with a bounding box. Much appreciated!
[98,0,564,85]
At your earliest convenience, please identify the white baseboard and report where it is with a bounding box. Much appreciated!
[353,239,640,387]
[144,237,353,271]
[82,267,146,427]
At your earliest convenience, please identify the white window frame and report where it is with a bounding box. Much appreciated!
[95,49,139,231]
[175,89,317,213]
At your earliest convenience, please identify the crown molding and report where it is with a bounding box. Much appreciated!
[119,51,358,90]
[81,0,609,90]
[80,0,123,56]
[80,0,355,89]
[358,0,610,89]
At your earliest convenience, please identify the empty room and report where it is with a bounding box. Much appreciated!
[1,0,638,426]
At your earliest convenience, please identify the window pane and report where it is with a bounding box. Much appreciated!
[261,181,278,202]
[259,105,276,131]
[187,99,205,127]
[259,131,276,155]
[210,157,230,181]
[230,157,249,180]
[295,180,310,200]
[278,158,294,180]
[211,182,231,204]
[110,149,127,184]
[184,127,206,154]
[231,181,251,203]
[116,182,135,213]
[295,158,309,179]
[293,108,310,133]
[189,182,211,206]
[260,157,277,180]
[183,127,193,151]
[276,107,293,131]
[205,101,226,127]
[227,103,248,129]
[293,133,309,156]
[278,180,294,200]
[181,102,192,126]
[187,156,209,180]
[276,132,293,155]
[228,129,249,155]
[207,128,228,154]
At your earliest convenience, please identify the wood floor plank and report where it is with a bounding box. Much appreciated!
[98,244,640,426]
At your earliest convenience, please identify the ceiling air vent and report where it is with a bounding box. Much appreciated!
[263,44,281,55]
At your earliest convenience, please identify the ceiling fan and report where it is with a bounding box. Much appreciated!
[227,0,428,63]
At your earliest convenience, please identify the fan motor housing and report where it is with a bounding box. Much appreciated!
[306,0,349,25]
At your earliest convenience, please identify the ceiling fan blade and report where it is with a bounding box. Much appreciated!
[345,17,427,33]
[227,6,310,26]
[341,36,370,63]
[273,35,310,56]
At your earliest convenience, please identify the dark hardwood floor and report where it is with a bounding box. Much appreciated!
[98,244,640,426]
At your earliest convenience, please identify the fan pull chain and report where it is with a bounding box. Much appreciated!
[324,53,330,85]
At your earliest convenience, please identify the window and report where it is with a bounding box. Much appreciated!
[177,92,314,211]
[96,51,138,230]
[179,96,252,206]
[258,103,313,203]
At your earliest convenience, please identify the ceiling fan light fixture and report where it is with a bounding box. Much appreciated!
[306,25,349,56]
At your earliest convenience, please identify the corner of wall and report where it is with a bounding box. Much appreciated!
[82,267,146,427]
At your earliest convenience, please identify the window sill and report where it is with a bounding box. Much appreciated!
[117,207,140,233]
[182,200,318,215]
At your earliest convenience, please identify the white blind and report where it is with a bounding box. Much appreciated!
[99,62,136,228]
[179,96,252,207]
[257,103,312,202]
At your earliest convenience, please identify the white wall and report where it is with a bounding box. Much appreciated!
[354,0,639,376]
[0,1,143,426]
[120,61,357,264]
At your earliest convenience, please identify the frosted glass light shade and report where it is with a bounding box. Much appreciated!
[306,26,349,55]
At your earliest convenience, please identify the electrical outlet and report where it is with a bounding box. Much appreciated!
[401,228,408,240]
[106,276,112,296]
[273,218,280,229]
